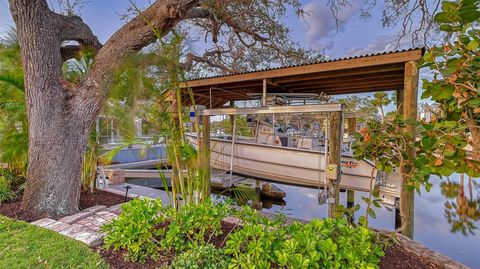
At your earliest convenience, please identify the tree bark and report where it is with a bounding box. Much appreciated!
[9,0,199,216]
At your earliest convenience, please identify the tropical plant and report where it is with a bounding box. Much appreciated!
[169,244,229,269]
[106,28,212,208]
[275,219,384,269]
[102,198,166,262]
[0,38,28,177]
[161,199,232,252]
[225,208,385,269]
[0,176,16,204]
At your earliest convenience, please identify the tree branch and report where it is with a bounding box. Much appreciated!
[54,14,102,50]
[182,50,234,73]
[73,0,200,119]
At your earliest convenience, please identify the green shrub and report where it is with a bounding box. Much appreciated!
[225,207,288,268]
[162,199,232,252]
[0,176,16,204]
[102,198,166,262]
[276,218,384,269]
[169,244,229,269]
[226,209,384,269]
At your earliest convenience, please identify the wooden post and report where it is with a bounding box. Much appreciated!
[347,189,355,223]
[328,111,343,218]
[398,61,418,239]
[201,115,211,197]
[262,79,267,107]
[347,190,355,208]
[229,100,235,134]
[347,117,357,136]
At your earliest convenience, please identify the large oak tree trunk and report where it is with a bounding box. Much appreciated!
[23,111,91,215]
[10,0,100,216]
[9,0,199,216]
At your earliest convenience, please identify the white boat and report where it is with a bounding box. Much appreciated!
[186,120,403,202]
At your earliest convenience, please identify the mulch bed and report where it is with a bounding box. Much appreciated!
[79,189,130,210]
[0,189,128,222]
[380,245,438,269]
[95,220,436,269]
[96,220,238,269]
[0,191,440,269]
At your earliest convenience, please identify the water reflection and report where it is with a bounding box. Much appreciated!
[226,174,480,268]
[130,173,480,267]
[441,175,480,235]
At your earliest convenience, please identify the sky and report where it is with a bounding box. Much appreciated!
[0,0,431,109]
[0,0,417,58]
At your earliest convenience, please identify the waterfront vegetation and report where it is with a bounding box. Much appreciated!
[0,0,479,268]
[0,215,107,268]
[102,198,386,268]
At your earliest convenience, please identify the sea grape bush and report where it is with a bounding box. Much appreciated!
[103,199,386,268]
[419,0,480,176]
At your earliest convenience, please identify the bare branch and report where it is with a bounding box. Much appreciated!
[182,51,234,73]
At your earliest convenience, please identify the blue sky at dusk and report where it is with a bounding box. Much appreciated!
[0,0,414,59]
[0,0,430,110]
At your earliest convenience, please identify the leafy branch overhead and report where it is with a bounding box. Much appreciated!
[420,0,480,174]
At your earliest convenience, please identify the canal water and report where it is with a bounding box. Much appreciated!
[250,174,480,268]
[127,173,480,267]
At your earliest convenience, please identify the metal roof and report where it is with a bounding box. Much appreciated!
[187,47,425,81]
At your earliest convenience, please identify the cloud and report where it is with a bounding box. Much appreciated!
[345,34,412,56]
[303,1,359,50]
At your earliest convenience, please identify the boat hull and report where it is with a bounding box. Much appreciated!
[187,135,402,195]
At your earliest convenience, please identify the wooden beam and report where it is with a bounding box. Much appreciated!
[398,61,419,239]
[287,78,404,91]
[272,64,405,84]
[182,49,423,88]
[300,82,404,93]
[279,71,403,88]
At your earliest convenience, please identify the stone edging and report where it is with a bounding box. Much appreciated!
[31,204,124,247]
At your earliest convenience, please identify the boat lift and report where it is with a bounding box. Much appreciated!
[197,103,345,209]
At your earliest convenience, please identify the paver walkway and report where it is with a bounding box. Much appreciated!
[31,204,123,247]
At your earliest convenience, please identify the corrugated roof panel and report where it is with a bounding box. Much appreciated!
[187,47,424,81]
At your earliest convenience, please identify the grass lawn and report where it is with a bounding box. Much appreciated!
[0,215,108,269]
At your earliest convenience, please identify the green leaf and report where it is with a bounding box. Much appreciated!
[367,208,376,219]
[423,51,435,62]
[434,11,458,23]
[431,84,455,100]
[459,10,480,23]
[439,24,455,32]
[422,137,437,151]
[467,40,479,50]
